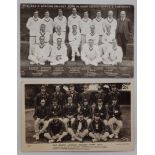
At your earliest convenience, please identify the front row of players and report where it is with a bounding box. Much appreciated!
[29,24,123,66]
[33,96,123,143]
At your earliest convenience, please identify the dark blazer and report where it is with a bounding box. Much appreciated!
[80,105,91,118]
[108,103,122,120]
[47,119,66,135]
[34,92,50,108]
[33,105,49,120]
[72,119,88,133]
[48,104,62,118]
[94,105,107,120]
[89,119,106,134]
[67,90,80,105]
[116,17,132,41]
[63,103,78,117]
[52,91,67,106]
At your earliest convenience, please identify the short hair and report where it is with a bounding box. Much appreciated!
[84,11,88,13]
[108,10,113,14]
[96,10,101,13]
[58,9,63,12]
[34,10,38,13]
[45,10,49,13]
[57,38,62,41]
[72,7,77,11]
[72,25,77,29]
[120,10,126,15]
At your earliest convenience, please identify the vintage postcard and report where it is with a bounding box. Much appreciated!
[21,81,134,151]
[20,3,134,78]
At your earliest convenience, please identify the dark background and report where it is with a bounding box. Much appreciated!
[25,83,131,108]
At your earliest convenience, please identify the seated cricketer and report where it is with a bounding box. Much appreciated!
[89,113,111,142]
[68,112,89,142]
[50,38,68,65]
[81,38,101,66]
[108,39,123,65]
[100,39,123,65]
[44,118,67,143]
[42,99,62,133]
[108,97,123,139]
[33,99,49,140]
[69,25,81,61]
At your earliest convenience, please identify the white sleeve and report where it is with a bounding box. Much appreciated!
[50,19,54,33]
[68,16,71,27]
[53,17,57,28]
[78,16,82,30]
[26,18,31,30]
[68,33,72,42]
[64,16,67,27]
[102,19,106,32]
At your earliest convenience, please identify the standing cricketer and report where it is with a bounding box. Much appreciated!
[26,10,41,64]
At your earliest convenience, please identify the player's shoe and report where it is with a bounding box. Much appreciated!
[92,138,97,143]
[103,137,108,142]
[39,62,45,65]
[56,138,62,142]
[114,134,118,139]
[33,134,39,140]
[30,61,35,65]
[76,137,83,142]
[33,134,37,139]
[109,134,114,139]
[49,139,55,143]
[71,57,75,61]
[71,137,75,141]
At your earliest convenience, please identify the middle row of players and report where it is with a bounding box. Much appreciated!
[29,23,123,66]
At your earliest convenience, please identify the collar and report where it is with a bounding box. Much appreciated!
[57,15,63,21]
[40,31,45,36]
[72,14,77,18]
[90,32,95,36]
[33,16,39,21]
[44,17,50,22]
[82,17,89,22]
[72,31,77,35]
[107,17,114,23]
[39,43,45,48]
[96,17,102,22]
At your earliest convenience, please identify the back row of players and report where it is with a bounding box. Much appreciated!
[33,84,123,143]
[26,8,129,66]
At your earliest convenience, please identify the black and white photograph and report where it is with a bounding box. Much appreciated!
[20,3,134,78]
[22,82,133,151]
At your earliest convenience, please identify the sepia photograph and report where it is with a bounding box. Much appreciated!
[20,3,134,78]
[21,82,133,151]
